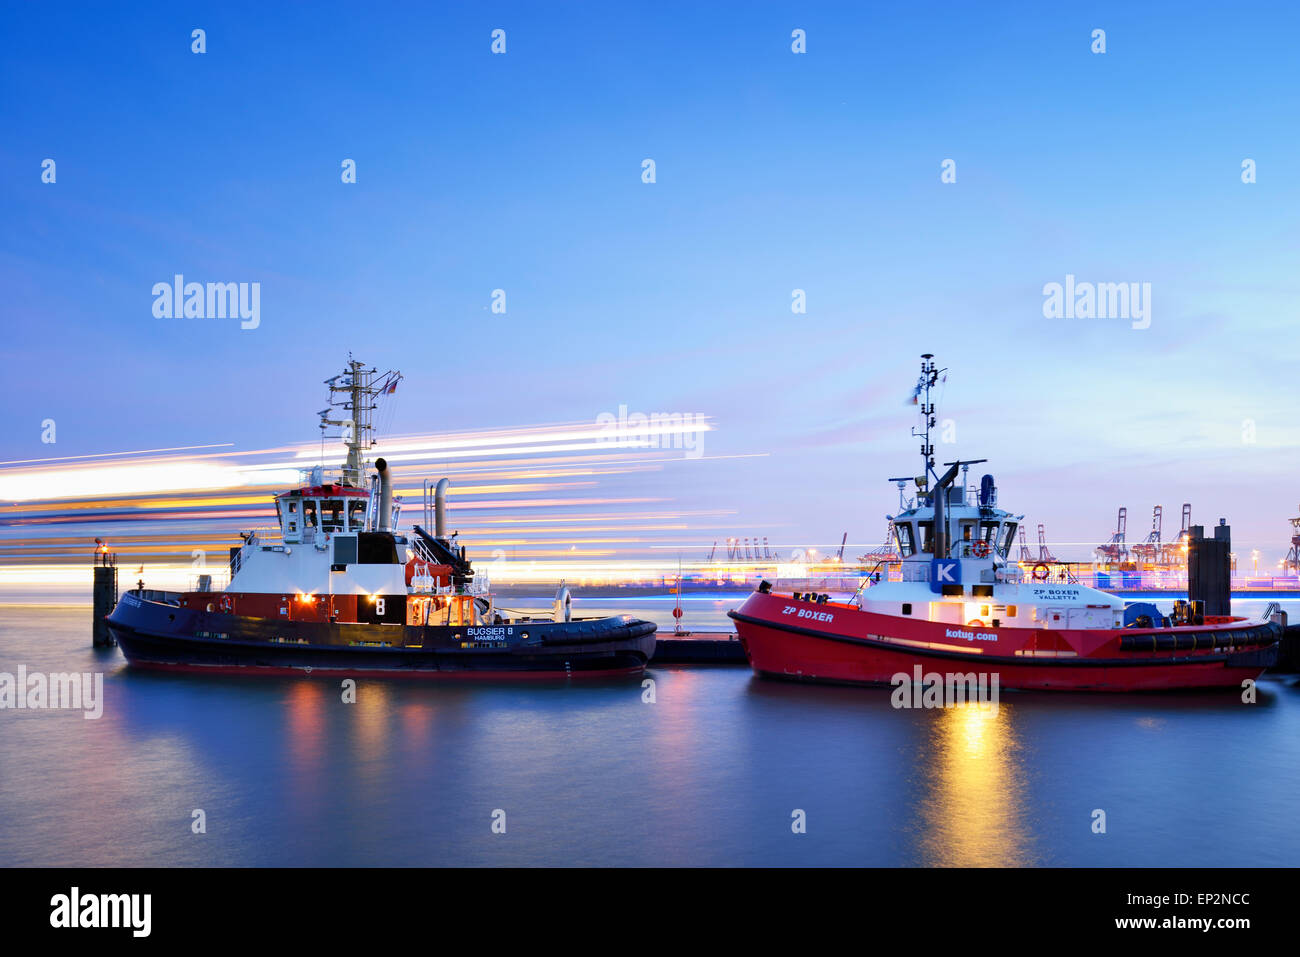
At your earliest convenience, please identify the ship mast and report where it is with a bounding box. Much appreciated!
[318,358,402,487]
[910,353,944,487]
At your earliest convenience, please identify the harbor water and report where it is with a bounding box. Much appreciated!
[1,596,1298,867]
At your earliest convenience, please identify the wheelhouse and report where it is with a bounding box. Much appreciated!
[891,500,1022,562]
[276,484,374,545]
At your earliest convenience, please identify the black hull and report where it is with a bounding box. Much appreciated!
[107,592,657,679]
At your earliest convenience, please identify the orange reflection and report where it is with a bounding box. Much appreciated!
[914,702,1035,866]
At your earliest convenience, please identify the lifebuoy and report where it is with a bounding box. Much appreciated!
[972,540,990,558]
[967,619,986,628]
[218,594,234,613]
[1032,563,1050,581]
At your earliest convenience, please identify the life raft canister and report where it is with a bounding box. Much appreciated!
[405,558,430,585]
[972,540,990,558]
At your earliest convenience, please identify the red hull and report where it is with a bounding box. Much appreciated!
[730,593,1278,692]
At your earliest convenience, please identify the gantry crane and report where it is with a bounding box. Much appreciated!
[1095,507,1128,565]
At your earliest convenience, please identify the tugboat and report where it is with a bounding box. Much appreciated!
[729,355,1280,692]
[108,359,657,678]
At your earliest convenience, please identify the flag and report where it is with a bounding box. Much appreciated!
[907,382,921,405]
[385,378,398,394]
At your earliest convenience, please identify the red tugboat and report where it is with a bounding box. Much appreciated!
[108,359,657,679]
[729,355,1280,692]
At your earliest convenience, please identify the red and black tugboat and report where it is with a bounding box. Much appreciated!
[729,355,1280,692]
[108,359,657,679]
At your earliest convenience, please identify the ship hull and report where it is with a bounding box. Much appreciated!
[108,592,657,679]
[729,593,1279,692]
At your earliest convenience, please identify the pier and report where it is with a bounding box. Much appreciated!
[652,631,747,664]
[1187,522,1232,616]
[91,542,117,647]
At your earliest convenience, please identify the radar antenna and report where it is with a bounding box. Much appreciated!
[318,357,402,486]
[910,354,946,485]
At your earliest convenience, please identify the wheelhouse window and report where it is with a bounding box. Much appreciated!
[348,499,367,530]
[896,522,916,557]
[1002,522,1018,556]
[303,499,318,528]
[918,521,934,555]
[321,499,344,532]
[980,521,1000,544]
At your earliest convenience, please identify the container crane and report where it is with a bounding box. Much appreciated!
[1018,526,1034,562]
[1286,506,1300,574]
[1037,523,1057,563]
[1132,505,1163,564]
[1160,504,1192,566]
[1095,507,1128,565]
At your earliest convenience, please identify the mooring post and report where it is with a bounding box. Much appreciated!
[92,540,118,647]
[1187,521,1231,618]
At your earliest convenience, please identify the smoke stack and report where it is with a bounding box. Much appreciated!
[376,458,393,532]
[435,478,450,539]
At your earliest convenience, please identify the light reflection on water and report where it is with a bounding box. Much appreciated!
[1,601,1298,866]
[915,703,1035,867]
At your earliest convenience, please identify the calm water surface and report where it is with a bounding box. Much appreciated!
[1,597,1298,866]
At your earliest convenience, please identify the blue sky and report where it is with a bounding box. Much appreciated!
[3,1,1300,558]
